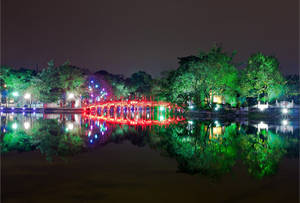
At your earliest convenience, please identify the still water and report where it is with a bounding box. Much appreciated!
[1,113,299,203]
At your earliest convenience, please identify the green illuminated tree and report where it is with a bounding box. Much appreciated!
[240,53,286,102]
[164,45,239,108]
[240,130,287,178]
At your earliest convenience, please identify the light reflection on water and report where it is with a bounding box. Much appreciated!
[0,113,299,179]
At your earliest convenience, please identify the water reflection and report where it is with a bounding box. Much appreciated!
[1,113,299,179]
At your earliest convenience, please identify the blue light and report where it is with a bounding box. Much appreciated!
[95,84,99,88]
[90,139,93,143]
[95,134,98,139]
[91,80,94,83]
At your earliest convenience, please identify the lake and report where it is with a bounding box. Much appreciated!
[1,113,299,203]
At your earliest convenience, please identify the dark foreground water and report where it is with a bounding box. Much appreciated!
[1,113,299,203]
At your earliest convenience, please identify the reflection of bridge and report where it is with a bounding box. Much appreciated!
[83,99,185,126]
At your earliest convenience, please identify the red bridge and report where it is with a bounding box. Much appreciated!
[83,99,185,126]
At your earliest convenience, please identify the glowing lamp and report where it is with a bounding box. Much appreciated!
[282,108,288,114]
[24,93,31,99]
[67,92,75,100]
[24,122,30,129]
[282,120,288,126]
[12,123,18,129]
[67,123,74,130]
[12,92,19,97]
[159,106,165,111]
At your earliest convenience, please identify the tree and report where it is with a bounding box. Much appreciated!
[240,53,286,102]
[0,66,35,103]
[32,60,86,104]
[164,45,239,109]
[128,71,153,96]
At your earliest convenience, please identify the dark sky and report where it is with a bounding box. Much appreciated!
[1,0,299,77]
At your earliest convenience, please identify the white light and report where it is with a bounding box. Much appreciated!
[12,123,18,129]
[257,102,268,111]
[282,120,288,126]
[67,123,74,130]
[12,92,19,97]
[24,122,30,129]
[159,115,165,121]
[215,120,220,126]
[159,106,165,111]
[282,108,288,114]
[24,93,31,99]
[258,121,268,129]
[67,93,75,100]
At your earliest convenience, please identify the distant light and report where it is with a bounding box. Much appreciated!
[12,123,18,129]
[11,107,14,110]
[95,134,98,139]
[159,106,165,111]
[24,93,31,99]
[91,80,94,83]
[67,92,75,100]
[12,92,19,97]
[282,120,288,126]
[188,120,193,125]
[282,108,288,114]
[90,139,93,143]
[22,107,25,110]
[257,102,268,111]
[95,84,99,88]
[67,123,74,130]
[33,107,36,110]
[159,115,165,121]
[24,121,30,129]
[258,121,268,129]
[215,120,220,126]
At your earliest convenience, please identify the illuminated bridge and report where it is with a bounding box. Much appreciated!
[83,99,185,126]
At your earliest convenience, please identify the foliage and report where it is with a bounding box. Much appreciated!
[240,53,286,102]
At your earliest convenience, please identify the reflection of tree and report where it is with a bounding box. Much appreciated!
[1,117,298,179]
[29,119,85,161]
[148,122,239,178]
[1,119,85,161]
[1,130,33,152]
[240,130,287,178]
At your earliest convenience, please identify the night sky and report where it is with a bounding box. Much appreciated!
[1,0,298,77]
